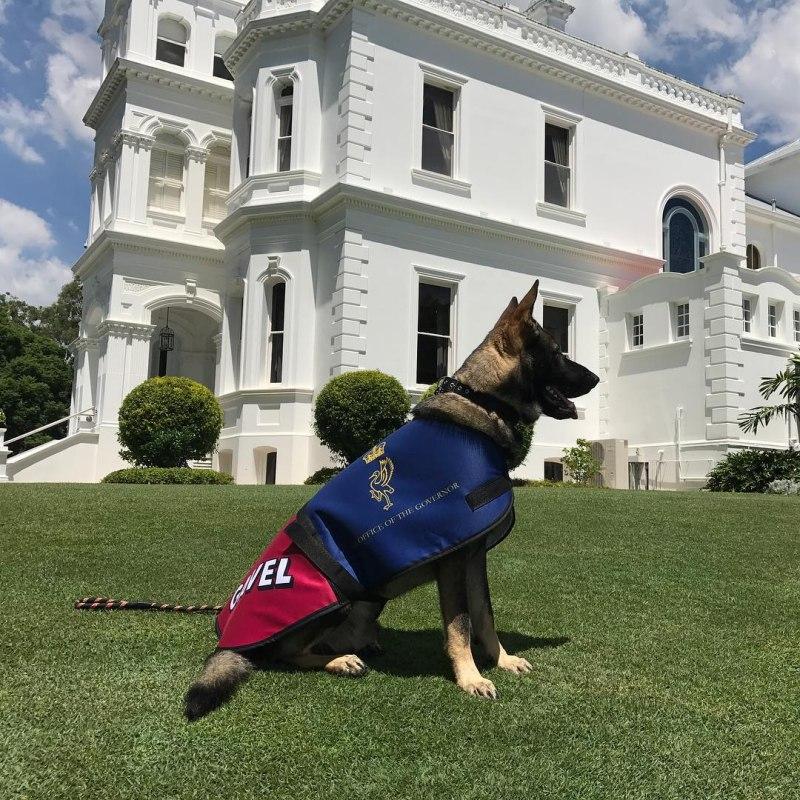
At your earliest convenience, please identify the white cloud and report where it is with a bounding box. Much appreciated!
[710,1,800,144]
[568,0,654,57]
[0,0,10,25]
[659,0,748,41]
[0,199,71,305]
[0,1,101,165]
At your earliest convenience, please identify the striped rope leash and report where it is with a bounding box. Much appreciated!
[75,596,222,614]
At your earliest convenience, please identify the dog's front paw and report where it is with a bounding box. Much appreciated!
[498,653,533,675]
[458,676,498,699]
[325,654,368,677]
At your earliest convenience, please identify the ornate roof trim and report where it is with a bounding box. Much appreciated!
[84,58,235,130]
[228,0,754,143]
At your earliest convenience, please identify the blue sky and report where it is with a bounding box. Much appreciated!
[0,0,798,305]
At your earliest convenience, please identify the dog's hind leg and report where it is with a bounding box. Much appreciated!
[436,549,497,699]
[466,547,532,676]
[288,652,368,676]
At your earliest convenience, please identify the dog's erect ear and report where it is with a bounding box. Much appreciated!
[517,280,540,316]
[493,297,519,328]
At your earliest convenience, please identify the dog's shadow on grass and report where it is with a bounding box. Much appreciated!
[369,628,570,678]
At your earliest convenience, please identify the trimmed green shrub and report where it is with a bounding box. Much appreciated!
[118,377,223,468]
[561,438,602,485]
[705,448,800,493]
[304,466,343,486]
[102,467,233,485]
[313,371,410,464]
[417,380,535,470]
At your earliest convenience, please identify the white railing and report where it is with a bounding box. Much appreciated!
[0,408,96,483]
[2,408,96,448]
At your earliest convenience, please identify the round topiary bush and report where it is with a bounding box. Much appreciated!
[313,370,410,464]
[118,377,223,468]
[304,466,343,486]
[416,380,535,470]
[102,467,233,485]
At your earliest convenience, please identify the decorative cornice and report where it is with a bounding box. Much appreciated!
[229,0,753,142]
[186,146,210,163]
[97,320,157,340]
[115,130,155,151]
[216,182,665,274]
[84,58,235,129]
[73,229,225,279]
[68,337,100,354]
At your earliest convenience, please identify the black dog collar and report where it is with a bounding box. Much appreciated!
[435,377,521,426]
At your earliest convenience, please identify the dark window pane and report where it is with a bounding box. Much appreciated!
[668,211,695,273]
[544,124,569,166]
[156,38,185,67]
[213,54,232,80]
[544,162,570,207]
[543,305,569,353]
[279,103,293,137]
[422,84,454,131]
[277,138,291,172]
[418,283,451,335]
[270,333,284,383]
[271,282,285,332]
[416,334,449,385]
[280,84,293,97]
[421,127,454,176]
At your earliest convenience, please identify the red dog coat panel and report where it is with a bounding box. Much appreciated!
[216,520,346,651]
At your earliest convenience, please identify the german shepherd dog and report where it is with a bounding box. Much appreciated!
[184,280,598,719]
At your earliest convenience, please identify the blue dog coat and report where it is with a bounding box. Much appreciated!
[217,419,514,651]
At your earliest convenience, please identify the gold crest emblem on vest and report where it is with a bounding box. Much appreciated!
[369,457,395,511]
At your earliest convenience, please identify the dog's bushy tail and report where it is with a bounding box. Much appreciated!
[184,650,253,722]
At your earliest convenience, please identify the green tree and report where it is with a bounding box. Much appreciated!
[561,438,601,485]
[0,316,73,452]
[739,353,800,442]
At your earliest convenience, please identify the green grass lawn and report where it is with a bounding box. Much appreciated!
[1,485,798,800]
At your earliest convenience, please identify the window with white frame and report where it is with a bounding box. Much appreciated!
[631,313,644,348]
[156,18,188,67]
[276,83,294,173]
[542,304,572,358]
[544,123,572,208]
[267,281,286,383]
[421,82,456,177]
[663,197,709,273]
[213,37,233,81]
[794,309,800,343]
[203,146,231,221]
[746,243,761,270]
[768,303,778,337]
[416,282,452,384]
[675,302,690,339]
[148,134,185,214]
[742,297,752,334]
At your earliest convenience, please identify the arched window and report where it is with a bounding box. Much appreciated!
[276,83,293,173]
[156,18,188,67]
[663,197,708,274]
[213,37,233,81]
[148,134,185,215]
[746,243,761,270]
[203,145,231,222]
[267,281,286,383]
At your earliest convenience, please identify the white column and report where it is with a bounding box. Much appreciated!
[114,132,140,222]
[194,7,216,75]
[185,147,209,232]
[125,325,157,396]
[88,168,100,243]
[219,280,244,394]
[134,136,155,224]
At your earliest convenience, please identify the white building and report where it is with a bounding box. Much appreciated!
[4,0,800,487]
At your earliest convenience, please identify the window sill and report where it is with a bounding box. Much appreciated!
[411,168,472,198]
[741,334,797,356]
[623,339,692,357]
[148,208,185,225]
[536,202,587,227]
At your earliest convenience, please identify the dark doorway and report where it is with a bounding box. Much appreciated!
[265,451,277,485]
